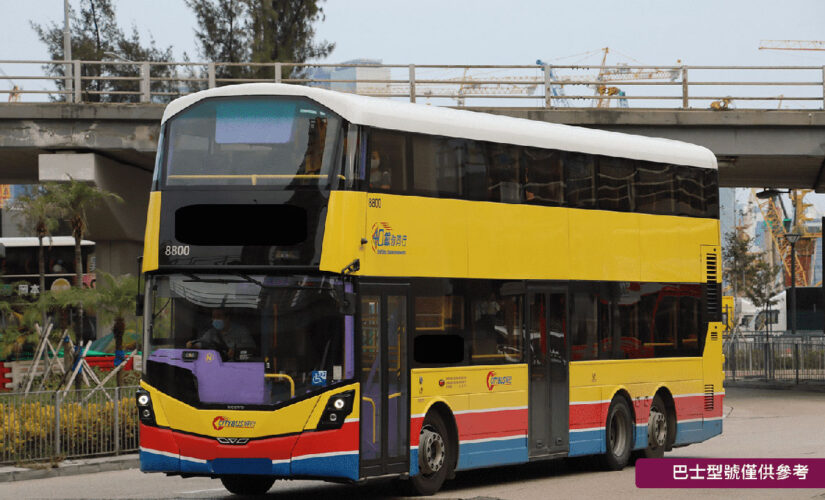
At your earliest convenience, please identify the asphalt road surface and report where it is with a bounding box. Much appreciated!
[6,387,825,499]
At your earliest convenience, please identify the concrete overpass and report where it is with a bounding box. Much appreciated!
[1,102,824,272]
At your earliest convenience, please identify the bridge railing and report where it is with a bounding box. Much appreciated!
[1,60,824,110]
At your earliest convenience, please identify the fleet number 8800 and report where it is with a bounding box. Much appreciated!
[164,245,190,256]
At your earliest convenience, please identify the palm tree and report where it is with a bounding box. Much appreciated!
[8,185,60,295]
[55,272,137,386]
[51,179,123,289]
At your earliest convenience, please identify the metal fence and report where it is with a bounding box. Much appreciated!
[725,336,825,383]
[0,385,138,465]
[1,59,825,109]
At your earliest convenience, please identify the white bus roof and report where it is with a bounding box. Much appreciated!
[0,237,94,248]
[162,83,717,170]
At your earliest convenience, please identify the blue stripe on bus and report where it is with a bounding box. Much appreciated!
[456,436,528,470]
[675,419,722,446]
[291,452,359,481]
[634,424,648,450]
[568,428,605,457]
[139,450,179,472]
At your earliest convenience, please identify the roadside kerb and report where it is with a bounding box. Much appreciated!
[0,453,138,482]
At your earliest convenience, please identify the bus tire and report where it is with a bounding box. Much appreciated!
[219,475,275,496]
[600,396,633,471]
[409,411,454,496]
[641,394,669,459]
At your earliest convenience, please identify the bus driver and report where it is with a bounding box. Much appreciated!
[186,308,256,359]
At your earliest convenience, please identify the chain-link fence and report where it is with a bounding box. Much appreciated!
[0,386,138,465]
[725,336,825,383]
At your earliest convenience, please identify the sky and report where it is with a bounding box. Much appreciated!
[3,0,825,214]
[3,0,825,66]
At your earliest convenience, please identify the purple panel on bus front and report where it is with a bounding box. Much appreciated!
[149,349,265,405]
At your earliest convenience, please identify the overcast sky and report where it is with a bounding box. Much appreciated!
[3,0,825,65]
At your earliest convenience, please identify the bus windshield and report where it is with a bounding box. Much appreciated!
[145,273,352,407]
[163,97,343,188]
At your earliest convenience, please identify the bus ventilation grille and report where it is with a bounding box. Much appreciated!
[704,384,715,411]
[705,252,721,322]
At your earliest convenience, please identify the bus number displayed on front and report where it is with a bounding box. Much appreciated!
[368,197,381,208]
[164,245,190,256]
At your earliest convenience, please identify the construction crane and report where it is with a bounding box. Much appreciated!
[759,40,825,51]
[751,188,821,287]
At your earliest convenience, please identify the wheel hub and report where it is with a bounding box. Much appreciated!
[648,408,667,447]
[420,425,445,475]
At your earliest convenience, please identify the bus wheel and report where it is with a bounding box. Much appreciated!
[220,475,275,495]
[642,394,669,459]
[600,397,633,470]
[409,411,454,495]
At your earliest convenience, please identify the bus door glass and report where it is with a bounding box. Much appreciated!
[359,284,409,477]
[528,289,568,457]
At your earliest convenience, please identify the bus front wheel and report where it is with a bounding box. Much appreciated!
[600,397,633,471]
[220,475,275,496]
[408,411,455,496]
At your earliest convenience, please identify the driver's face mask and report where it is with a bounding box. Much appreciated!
[212,319,225,330]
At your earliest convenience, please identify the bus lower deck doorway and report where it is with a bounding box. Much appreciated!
[528,290,569,458]
[359,283,410,477]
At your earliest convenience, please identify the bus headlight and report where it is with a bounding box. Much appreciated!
[136,389,157,426]
[317,390,354,430]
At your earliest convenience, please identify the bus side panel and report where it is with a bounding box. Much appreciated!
[410,365,528,476]
[568,358,707,457]
[321,193,719,284]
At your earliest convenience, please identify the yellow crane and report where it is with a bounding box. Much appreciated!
[751,188,821,287]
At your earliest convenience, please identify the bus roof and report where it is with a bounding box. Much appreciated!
[162,83,717,170]
[0,237,94,248]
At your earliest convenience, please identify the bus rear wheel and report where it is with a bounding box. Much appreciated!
[408,411,454,496]
[642,394,669,459]
[600,397,633,471]
[220,475,275,496]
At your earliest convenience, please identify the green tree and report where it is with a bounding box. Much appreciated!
[51,179,123,291]
[8,185,60,296]
[186,0,334,80]
[745,260,781,332]
[31,0,175,102]
[722,231,758,298]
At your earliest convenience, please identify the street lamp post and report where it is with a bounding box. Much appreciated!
[785,232,801,385]
[785,233,801,337]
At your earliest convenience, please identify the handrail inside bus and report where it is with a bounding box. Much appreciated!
[360,393,401,444]
[264,373,295,397]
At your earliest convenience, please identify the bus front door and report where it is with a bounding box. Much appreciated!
[528,290,569,458]
[359,284,410,477]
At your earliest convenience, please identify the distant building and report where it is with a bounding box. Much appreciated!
[308,59,391,95]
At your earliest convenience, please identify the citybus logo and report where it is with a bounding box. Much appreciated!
[371,222,407,255]
[212,416,256,431]
[486,371,512,391]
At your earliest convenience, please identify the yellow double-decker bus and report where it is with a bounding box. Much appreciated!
[137,83,724,495]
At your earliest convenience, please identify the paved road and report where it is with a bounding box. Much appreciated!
[5,387,825,499]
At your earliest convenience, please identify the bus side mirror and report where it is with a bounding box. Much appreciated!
[338,292,356,316]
